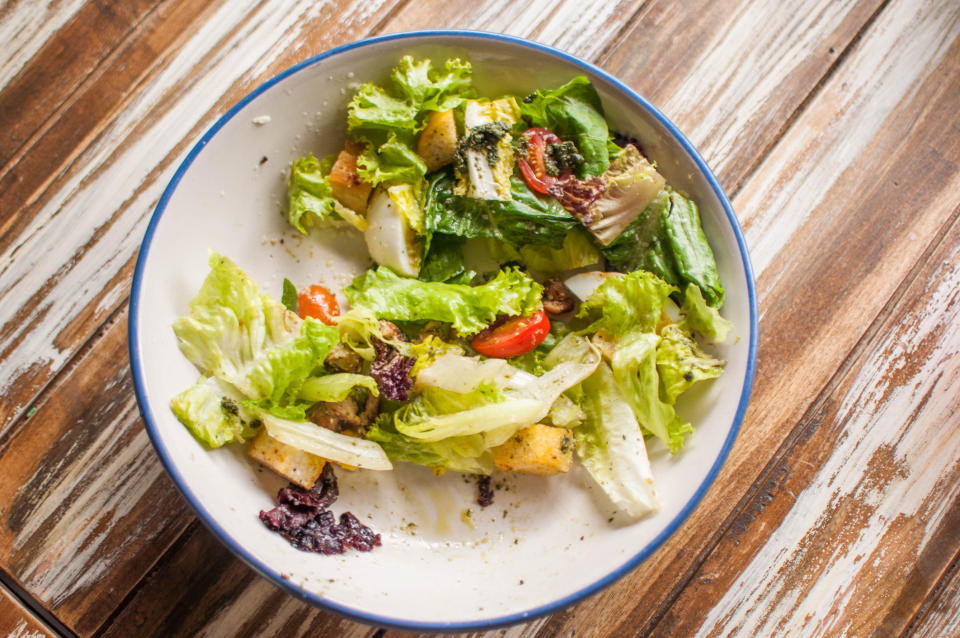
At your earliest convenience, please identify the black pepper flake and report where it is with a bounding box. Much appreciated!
[476,475,495,508]
[259,155,269,165]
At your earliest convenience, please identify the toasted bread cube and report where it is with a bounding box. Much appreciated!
[416,109,457,172]
[491,424,574,476]
[247,429,326,489]
[329,146,372,214]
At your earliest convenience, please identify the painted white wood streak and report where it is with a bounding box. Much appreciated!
[6,618,48,638]
[14,398,162,606]
[695,234,960,632]
[913,572,960,637]
[0,0,88,94]
[198,578,373,638]
[0,0,390,419]
[735,0,960,280]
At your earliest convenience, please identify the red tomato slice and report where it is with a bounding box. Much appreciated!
[517,128,563,194]
[471,310,550,358]
[297,284,340,325]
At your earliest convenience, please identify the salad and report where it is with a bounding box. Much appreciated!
[170,56,732,553]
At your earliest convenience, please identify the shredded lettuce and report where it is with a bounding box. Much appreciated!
[578,269,676,336]
[345,266,543,336]
[656,324,724,403]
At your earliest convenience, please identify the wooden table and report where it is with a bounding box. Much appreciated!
[2,1,959,636]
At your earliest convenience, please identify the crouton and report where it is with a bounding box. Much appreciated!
[416,109,458,172]
[329,145,372,214]
[247,429,326,489]
[491,423,574,476]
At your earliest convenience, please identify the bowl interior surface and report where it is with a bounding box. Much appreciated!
[131,32,756,629]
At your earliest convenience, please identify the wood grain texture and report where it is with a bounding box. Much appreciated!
[516,0,960,636]
[908,552,960,637]
[2,0,959,636]
[601,0,885,193]
[0,584,55,638]
[0,0,162,165]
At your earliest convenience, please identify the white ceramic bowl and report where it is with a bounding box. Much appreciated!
[129,31,758,631]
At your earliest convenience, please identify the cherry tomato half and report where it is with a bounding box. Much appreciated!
[471,310,550,359]
[297,284,340,325]
[517,128,563,194]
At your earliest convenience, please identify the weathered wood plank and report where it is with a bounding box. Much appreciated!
[97,523,378,638]
[652,220,960,636]
[908,553,960,637]
[383,0,645,60]
[526,0,960,635]
[0,0,88,95]
[0,0,162,165]
[602,0,885,193]
[0,0,400,433]
[0,583,56,638]
[0,313,196,637]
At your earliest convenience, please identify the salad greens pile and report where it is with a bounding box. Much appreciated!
[171,56,733,521]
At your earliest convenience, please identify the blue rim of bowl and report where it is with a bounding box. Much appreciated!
[129,29,758,633]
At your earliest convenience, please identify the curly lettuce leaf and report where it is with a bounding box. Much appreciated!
[610,330,692,453]
[656,324,724,403]
[680,281,733,342]
[345,266,543,336]
[391,56,474,113]
[288,154,366,233]
[578,269,677,336]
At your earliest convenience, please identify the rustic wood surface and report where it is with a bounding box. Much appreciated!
[1,0,958,636]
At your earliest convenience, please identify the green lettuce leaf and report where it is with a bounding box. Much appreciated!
[680,282,733,342]
[425,172,579,249]
[656,324,724,403]
[663,191,724,306]
[575,360,659,517]
[519,76,610,177]
[356,132,428,189]
[367,416,494,475]
[390,56,475,113]
[602,189,724,306]
[299,373,380,403]
[578,269,677,336]
[287,154,366,233]
[171,253,339,446]
[347,83,419,147]
[610,330,692,453]
[345,266,543,336]
[170,376,258,448]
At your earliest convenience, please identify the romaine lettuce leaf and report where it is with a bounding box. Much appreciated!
[170,376,258,448]
[662,191,724,306]
[261,412,392,470]
[586,145,666,245]
[519,76,610,177]
[345,266,543,336]
[656,324,724,403]
[575,360,659,517]
[425,172,579,249]
[610,330,692,453]
[171,253,340,446]
[299,373,380,403]
[680,281,733,343]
